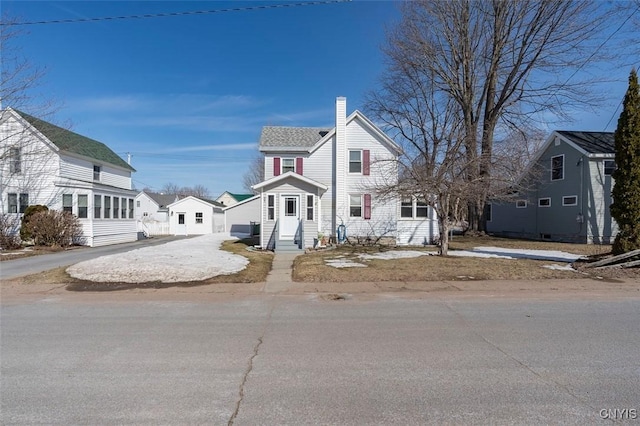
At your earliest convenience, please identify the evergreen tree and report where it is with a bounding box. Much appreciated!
[610,69,640,254]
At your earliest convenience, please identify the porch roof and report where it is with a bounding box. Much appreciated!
[251,171,328,191]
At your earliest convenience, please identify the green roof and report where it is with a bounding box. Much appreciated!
[15,109,135,172]
[230,193,255,202]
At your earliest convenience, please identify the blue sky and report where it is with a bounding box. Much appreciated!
[3,1,637,198]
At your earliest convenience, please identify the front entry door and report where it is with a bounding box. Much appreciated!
[176,212,187,235]
[279,195,300,238]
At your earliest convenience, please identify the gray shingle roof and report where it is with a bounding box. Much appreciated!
[259,126,331,149]
[145,192,180,208]
[557,131,614,154]
[14,109,135,171]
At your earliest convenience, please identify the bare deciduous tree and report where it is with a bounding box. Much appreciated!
[1,14,65,241]
[366,63,475,255]
[242,155,264,193]
[385,0,628,232]
[159,183,210,199]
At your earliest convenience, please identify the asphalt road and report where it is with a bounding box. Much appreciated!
[0,236,189,280]
[2,293,638,425]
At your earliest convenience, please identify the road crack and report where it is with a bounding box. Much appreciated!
[440,300,597,412]
[228,299,275,425]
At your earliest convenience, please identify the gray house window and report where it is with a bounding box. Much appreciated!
[562,196,578,206]
[538,197,551,207]
[349,150,362,173]
[516,200,528,208]
[604,160,616,176]
[551,155,564,181]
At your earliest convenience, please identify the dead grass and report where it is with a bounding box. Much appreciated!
[0,245,70,261]
[293,237,632,283]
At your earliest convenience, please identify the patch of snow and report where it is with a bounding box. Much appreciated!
[542,263,577,272]
[324,258,367,268]
[448,250,514,259]
[472,246,585,262]
[359,250,431,261]
[67,233,248,283]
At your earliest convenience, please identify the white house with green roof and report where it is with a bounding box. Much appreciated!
[215,191,255,207]
[1,108,138,247]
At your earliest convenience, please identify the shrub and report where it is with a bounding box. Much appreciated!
[20,205,49,241]
[24,210,84,247]
[0,214,22,250]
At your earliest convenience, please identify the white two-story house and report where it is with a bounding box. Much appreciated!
[1,108,138,247]
[252,97,438,251]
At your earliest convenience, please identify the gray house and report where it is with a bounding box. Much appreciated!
[487,131,617,244]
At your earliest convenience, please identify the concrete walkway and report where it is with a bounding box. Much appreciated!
[263,252,300,293]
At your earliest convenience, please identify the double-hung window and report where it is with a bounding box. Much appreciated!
[551,155,564,181]
[93,165,101,181]
[78,195,88,218]
[9,148,21,174]
[18,193,28,213]
[129,199,134,219]
[8,193,17,213]
[282,158,295,173]
[306,195,314,221]
[113,197,119,219]
[267,195,275,221]
[195,212,203,224]
[62,194,73,214]
[94,195,102,218]
[104,196,111,219]
[7,193,27,213]
[349,194,362,217]
[416,199,429,218]
[349,150,362,173]
[400,198,413,218]
[121,197,126,219]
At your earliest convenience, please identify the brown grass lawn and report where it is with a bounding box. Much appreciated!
[293,236,639,282]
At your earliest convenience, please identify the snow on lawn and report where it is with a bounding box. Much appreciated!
[325,258,367,268]
[359,250,431,261]
[542,263,578,272]
[324,246,584,268]
[472,247,585,262]
[67,233,249,283]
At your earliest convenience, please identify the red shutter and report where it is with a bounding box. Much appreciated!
[273,157,281,176]
[296,157,303,175]
[364,194,371,220]
[363,150,370,175]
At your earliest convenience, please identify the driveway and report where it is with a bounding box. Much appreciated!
[0,236,190,280]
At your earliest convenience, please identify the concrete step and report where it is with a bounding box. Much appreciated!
[275,240,303,252]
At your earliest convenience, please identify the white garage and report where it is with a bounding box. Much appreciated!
[167,196,224,236]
